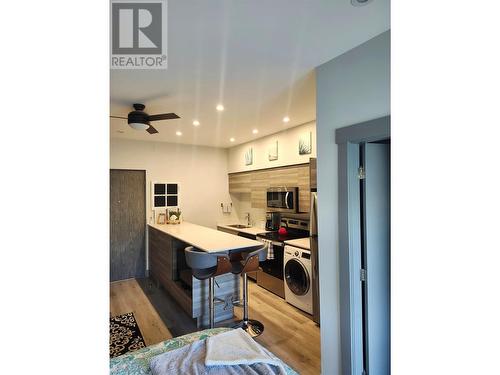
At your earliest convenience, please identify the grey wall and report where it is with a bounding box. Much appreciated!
[316,30,390,374]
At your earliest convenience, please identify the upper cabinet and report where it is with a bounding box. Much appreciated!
[310,158,317,191]
[297,164,310,213]
[250,170,269,209]
[228,172,252,193]
[229,163,311,212]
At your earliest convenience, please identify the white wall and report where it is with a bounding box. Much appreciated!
[110,138,238,231]
[226,121,316,226]
[227,121,316,173]
[316,31,390,374]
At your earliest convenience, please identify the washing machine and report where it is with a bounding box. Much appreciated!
[284,245,313,314]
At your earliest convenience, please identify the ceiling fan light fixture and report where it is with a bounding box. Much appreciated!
[129,122,149,130]
[111,103,180,135]
[350,0,373,6]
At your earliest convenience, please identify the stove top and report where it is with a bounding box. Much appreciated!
[257,230,309,243]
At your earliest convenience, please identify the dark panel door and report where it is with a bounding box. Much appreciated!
[110,169,146,282]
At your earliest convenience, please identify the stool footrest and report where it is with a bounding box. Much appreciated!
[232,319,264,337]
[232,299,243,307]
[213,295,234,310]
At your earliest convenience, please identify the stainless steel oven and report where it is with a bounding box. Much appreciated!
[266,187,298,212]
[256,217,310,299]
[256,238,286,298]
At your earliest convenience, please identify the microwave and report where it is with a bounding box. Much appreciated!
[266,187,298,212]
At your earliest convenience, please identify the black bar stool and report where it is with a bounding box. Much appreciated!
[184,247,232,328]
[230,245,268,337]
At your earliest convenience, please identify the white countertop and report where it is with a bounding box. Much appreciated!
[216,223,270,236]
[284,237,311,250]
[149,222,262,253]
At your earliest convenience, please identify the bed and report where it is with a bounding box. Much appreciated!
[110,328,298,375]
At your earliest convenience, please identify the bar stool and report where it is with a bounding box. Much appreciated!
[184,246,232,328]
[231,245,268,337]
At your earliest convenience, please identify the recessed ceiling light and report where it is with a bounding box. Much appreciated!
[216,104,224,111]
[193,120,200,126]
[283,116,290,123]
[230,137,235,142]
[176,131,182,136]
[252,129,258,134]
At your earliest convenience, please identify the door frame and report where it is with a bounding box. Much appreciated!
[335,116,390,375]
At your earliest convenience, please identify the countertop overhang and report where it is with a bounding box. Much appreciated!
[148,222,262,253]
[284,237,311,250]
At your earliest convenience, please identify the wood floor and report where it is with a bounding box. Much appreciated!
[234,280,321,375]
[110,279,172,346]
[110,278,321,374]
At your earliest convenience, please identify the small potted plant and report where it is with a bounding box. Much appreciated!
[167,208,182,224]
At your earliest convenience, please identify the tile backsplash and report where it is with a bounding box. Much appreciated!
[229,193,267,228]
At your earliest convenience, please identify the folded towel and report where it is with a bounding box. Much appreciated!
[205,328,281,368]
[266,240,274,260]
[149,329,286,375]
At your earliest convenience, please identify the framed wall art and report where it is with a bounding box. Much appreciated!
[245,147,253,165]
[299,131,312,155]
[268,140,278,161]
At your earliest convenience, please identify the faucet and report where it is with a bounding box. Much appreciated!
[244,212,251,226]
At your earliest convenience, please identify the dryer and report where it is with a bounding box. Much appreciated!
[284,245,313,314]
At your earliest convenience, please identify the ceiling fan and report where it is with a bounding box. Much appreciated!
[110,103,180,134]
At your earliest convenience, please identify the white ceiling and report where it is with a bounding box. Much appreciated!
[110,0,390,148]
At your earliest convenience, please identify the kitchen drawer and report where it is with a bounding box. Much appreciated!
[257,271,285,299]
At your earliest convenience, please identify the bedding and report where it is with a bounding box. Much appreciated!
[149,329,286,375]
[204,329,282,367]
[110,328,298,375]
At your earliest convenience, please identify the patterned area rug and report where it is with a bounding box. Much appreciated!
[110,312,146,358]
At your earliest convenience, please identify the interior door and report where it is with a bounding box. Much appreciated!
[110,169,146,282]
[362,142,390,375]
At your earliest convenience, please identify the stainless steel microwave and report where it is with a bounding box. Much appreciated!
[266,187,298,212]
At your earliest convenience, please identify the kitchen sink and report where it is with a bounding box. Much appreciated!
[228,224,251,229]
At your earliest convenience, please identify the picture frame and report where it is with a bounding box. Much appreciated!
[268,140,278,161]
[299,131,312,155]
[245,147,253,165]
[157,213,166,224]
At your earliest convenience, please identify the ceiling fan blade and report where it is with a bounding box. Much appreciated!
[148,113,180,121]
[146,125,159,134]
[110,116,128,120]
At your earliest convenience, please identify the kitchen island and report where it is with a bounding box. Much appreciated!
[148,222,262,327]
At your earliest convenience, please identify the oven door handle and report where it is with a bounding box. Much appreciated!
[256,238,283,247]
